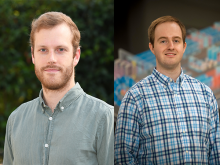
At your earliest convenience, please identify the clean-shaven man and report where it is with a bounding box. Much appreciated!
[115,16,220,164]
[3,12,114,165]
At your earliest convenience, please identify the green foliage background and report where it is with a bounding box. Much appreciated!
[0,0,114,149]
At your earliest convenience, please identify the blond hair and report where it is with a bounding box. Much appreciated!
[30,12,80,55]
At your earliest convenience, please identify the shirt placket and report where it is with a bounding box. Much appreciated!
[172,82,191,163]
[43,108,58,165]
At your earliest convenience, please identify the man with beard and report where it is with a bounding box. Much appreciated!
[3,12,114,165]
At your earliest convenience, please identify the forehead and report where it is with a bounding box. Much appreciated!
[154,22,182,39]
[34,23,72,47]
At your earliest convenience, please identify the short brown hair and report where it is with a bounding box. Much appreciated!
[148,16,186,47]
[30,12,80,54]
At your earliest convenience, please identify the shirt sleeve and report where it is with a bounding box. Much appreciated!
[209,94,220,164]
[3,114,14,165]
[114,91,140,165]
[96,106,114,165]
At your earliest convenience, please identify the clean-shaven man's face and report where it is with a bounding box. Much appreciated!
[32,23,79,90]
[149,22,186,71]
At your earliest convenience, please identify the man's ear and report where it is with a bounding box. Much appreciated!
[183,42,187,54]
[149,42,155,55]
[31,47,35,64]
[73,47,80,67]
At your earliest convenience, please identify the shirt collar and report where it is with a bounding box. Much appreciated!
[39,82,84,112]
[152,68,185,87]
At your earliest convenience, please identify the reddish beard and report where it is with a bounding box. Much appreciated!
[35,63,74,90]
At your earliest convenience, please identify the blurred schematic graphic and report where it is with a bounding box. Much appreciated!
[114,22,220,110]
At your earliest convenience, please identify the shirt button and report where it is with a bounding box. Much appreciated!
[49,117,53,120]
[61,106,64,110]
[186,150,188,153]
[183,131,185,133]
[170,79,172,82]
[45,144,49,148]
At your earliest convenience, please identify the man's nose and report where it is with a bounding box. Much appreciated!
[48,51,57,64]
[168,41,174,50]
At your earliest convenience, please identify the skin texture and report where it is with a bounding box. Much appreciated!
[31,23,80,112]
[149,22,187,81]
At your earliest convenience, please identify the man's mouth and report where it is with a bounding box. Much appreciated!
[165,53,176,56]
[42,65,62,73]
[44,69,60,72]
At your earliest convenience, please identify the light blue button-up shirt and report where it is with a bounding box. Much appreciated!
[115,68,220,164]
[3,83,114,165]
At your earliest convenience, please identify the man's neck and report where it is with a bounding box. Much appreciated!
[156,65,181,82]
[42,80,75,113]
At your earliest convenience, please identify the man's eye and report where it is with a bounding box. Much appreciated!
[40,49,47,52]
[174,40,179,43]
[161,40,166,43]
[58,48,65,52]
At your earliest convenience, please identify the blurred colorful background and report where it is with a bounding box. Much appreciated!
[114,0,220,124]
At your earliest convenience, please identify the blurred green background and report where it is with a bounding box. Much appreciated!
[0,0,114,152]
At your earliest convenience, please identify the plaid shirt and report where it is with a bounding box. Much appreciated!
[115,68,220,165]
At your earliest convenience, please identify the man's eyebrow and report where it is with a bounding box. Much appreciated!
[35,45,69,48]
[56,45,69,48]
[157,36,182,41]
[157,37,167,41]
[36,45,46,48]
[173,36,182,40]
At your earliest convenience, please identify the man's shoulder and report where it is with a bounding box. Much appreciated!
[82,93,113,115]
[9,97,40,119]
[16,97,39,111]
[126,74,154,95]
[184,74,213,94]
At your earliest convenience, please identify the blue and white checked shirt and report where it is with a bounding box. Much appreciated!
[115,68,220,164]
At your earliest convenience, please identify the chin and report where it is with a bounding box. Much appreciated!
[43,83,66,90]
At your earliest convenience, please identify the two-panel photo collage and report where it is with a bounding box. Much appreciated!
[1,0,220,164]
